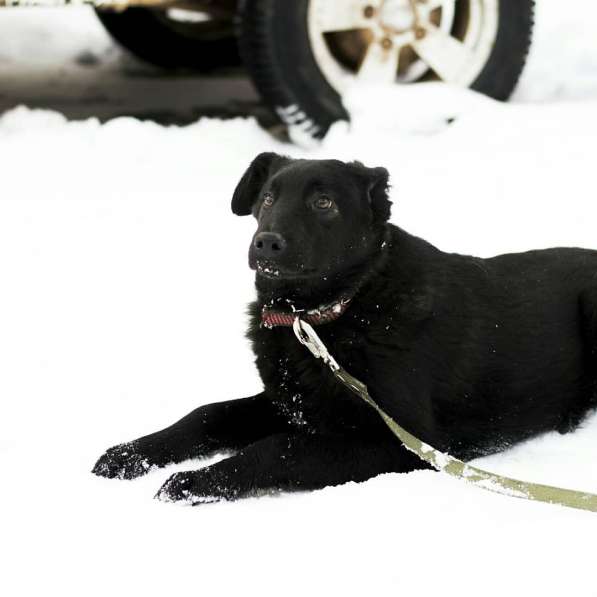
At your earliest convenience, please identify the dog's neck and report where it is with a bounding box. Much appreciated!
[255,228,392,323]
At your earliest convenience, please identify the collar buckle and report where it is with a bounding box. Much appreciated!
[292,317,340,372]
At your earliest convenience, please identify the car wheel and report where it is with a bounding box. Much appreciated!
[240,0,535,138]
[95,4,240,71]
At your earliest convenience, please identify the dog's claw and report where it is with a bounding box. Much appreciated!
[92,441,154,480]
[155,471,226,505]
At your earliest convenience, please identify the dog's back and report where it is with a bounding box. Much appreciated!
[354,229,597,458]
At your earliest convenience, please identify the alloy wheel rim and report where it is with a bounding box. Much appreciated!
[307,0,499,93]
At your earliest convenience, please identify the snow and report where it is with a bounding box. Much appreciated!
[2,2,597,596]
[0,6,117,69]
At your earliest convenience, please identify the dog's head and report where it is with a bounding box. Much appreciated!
[232,153,392,298]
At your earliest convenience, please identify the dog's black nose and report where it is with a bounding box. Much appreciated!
[253,232,287,258]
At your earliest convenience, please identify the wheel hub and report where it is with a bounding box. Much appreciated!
[378,0,416,34]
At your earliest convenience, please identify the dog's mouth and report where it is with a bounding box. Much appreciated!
[253,261,316,280]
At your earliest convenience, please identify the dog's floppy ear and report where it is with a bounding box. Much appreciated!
[231,152,290,216]
[349,162,392,222]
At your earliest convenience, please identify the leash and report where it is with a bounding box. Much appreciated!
[292,317,597,513]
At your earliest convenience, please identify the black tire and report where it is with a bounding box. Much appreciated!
[95,7,240,71]
[239,0,535,138]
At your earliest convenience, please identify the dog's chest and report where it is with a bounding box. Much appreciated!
[252,320,378,433]
[273,352,312,429]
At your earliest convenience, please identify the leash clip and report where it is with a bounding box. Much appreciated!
[292,317,340,372]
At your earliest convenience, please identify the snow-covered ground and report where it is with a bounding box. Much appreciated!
[2,2,597,596]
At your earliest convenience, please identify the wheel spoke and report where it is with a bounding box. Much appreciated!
[314,0,383,33]
[357,39,400,83]
[412,24,474,82]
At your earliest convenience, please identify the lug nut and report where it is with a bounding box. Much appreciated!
[363,5,375,18]
[415,26,426,39]
[381,37,393,49]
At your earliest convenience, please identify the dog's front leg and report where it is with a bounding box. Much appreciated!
[92,392,287,480]
[155,432,429,504]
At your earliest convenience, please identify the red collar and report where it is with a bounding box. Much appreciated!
[261,297,352,329]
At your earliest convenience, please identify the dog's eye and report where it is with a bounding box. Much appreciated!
[313,195,334,210]
[262,193,274,208]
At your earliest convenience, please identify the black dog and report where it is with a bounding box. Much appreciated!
[93,153,597,504]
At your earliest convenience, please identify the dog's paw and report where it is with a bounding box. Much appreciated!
[155,470,232,505]
[92,441,155,480]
